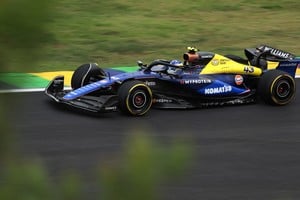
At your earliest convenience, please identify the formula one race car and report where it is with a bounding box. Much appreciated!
[45,45,300,116]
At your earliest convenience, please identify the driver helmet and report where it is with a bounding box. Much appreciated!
[170,60,183,67]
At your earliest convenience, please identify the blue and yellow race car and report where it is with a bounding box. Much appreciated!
[45,45,299,116]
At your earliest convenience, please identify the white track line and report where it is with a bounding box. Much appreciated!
[0,87,72,94]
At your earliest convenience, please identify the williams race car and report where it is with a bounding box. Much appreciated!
[45,45,299,116]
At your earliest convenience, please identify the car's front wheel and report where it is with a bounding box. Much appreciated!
[71,63,106,89]
[118,80,153,116]
[258,70,296,105]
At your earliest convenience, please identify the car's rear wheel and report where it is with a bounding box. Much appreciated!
[71,63,106,89]
[258,70,296,105]
[118,80,153,116]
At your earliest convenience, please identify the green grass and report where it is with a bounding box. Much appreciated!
[19,0,300,71]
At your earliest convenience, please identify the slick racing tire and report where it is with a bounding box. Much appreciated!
[71,63,106,89]
[258,70,296,105]
[118,80,153,116]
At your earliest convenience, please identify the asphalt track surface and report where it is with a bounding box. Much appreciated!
[5,80,300,200]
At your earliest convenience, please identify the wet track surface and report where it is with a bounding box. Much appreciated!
[5,80,300,200]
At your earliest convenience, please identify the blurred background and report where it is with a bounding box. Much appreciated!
[1,0,299,72]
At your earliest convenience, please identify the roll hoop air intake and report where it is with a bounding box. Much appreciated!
[183,46,201,63]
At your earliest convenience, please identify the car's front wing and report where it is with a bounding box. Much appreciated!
[45,76,119,113]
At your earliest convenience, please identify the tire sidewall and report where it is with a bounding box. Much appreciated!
[258,70,295,105]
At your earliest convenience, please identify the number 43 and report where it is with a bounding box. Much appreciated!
[244,66,254,73]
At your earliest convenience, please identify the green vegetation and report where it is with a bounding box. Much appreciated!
[0,0,55,72]
[2,0,300,72]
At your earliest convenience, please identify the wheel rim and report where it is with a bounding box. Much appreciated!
[275,80,291,99]
[132,91,147,109]
[126,85,152,115]
[271,75,295,105]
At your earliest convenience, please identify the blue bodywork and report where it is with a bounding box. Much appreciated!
[63,66,253,101]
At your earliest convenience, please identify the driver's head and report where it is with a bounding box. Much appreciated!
[170,60,183,67]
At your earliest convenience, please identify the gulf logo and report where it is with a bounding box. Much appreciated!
[235,75,243,85]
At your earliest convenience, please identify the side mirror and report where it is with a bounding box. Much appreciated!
[137,60,148,69]
[137,60,145,67]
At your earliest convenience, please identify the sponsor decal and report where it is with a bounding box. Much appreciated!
[180,79,212,85]
[201,55,213,59]
[153,99,172,103]
[53,79,63,84]
[279,63,297,67]
[220,59,229,64]
[204,85,232,95]
[235,75,243,85]
[211,59,219,66]
[145,81,156,86]
[270,49,290,59]
[104,106,117,111]
[210,59,229,65]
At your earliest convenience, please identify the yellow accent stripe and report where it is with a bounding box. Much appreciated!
[297,68,300,75]
[266,61,279,70]
[30,71,73,86]
[200,54,262,76]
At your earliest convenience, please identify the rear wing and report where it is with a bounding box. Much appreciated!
[244,45,299,77]
[245,45,295,62]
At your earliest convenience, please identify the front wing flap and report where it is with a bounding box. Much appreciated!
[45,76,118,113]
